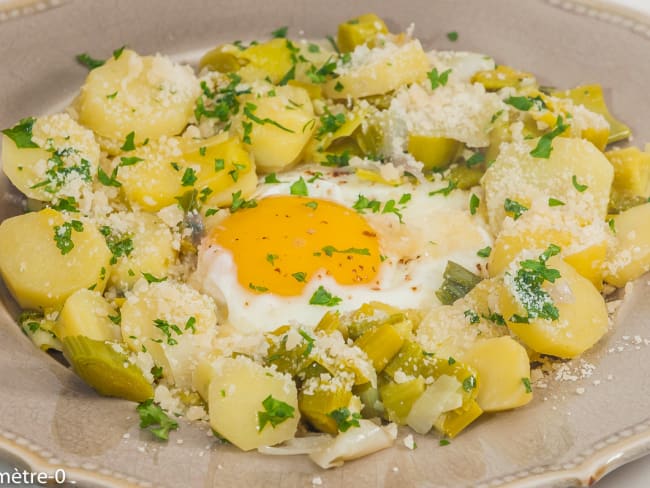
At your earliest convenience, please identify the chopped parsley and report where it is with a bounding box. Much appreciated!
[266,253,279,265]
[608,218,616,234]
[465,152,485,167]
[439,439,451,446]
[464,309,480,324]
[257,395,295,431]
[548,198,565,207]
[243,102,295,133]
[504,95,545,111]
[447,31,459,42]
[447,357,456,365]
[53,220,84,255]
[427,67,452,90]
[304,201,318,209]
[264,173,281,184]
[30,150,92,193]
[142,272,167,284]
[100,226,134,265]
[522,377,533,393]
[120,131,136,151]
[309,286,342,306]
[184,316,196,333]
[2,117,39,148]
[483,311,506,326]
[317,108,346,138]
[530,115,568,158]
[462,375,477,392]
[477,246,492,258]
[469,193,480,215]
[242,121,253,144]
[153,318,183,345]
[328,407,362,432]
[504,198,528,220]
[151,366,163,380]
[249,283,269,293]
[113,45,126,60]
[510,244,562,322]
[292,271,307,282]
[572,175,588,192]
[298,329,315,356]
[76,52,105,70]
[230,190,257,213]
[289,177,308,196]
[136,399,179,440]
[271,26,288,38]
[429,180,457,197]
[228,162,247,182]
[321,245,370,257]
[322,150,351,168]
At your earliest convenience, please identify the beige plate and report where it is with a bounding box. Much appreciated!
[1,0,650,486]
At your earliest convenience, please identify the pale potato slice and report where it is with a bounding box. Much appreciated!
[102,211,176,291]
[500,256,608,358]
[54,289,120,342]
[462,336,532,412]
[323,39,430,99]
[2,114,100,202]
[604,202,650,287]
[237,85,314,173]
[0,208,111,310]
[120,280,217,389]
[77,49,200,143]
[482,137,614,234]
[207,356,299,451]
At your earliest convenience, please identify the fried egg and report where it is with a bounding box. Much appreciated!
[193,166,491,333]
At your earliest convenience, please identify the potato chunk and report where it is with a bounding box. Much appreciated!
[462,336,532,412]
[2,114,100,202]
[323,39,430,99]
[101,211,176,290]
[78,49,200,143]
[120,280,217,389]
[604,202,650,286]
[500,256,608,358]
[207,356,299,451]
[0,209,111,310]
[55,289,120,342]
[482,137,614,234]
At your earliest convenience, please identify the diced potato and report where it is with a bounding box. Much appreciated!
[238,86,314,172]
[604,202,650,286]
[103,211,176,290]
[563,242,607,289]
[337,14,389,53]
[482,138,614,234]
[462,336,532,412]
[0,209,111,310]
[606,146,650,198]
[120,281,218,389]
[54,289,120,342]
[207,356,299,451]
[78,49,200,143]
[500,257,609,358]
[2,114,100,202]
[323,40,430,99]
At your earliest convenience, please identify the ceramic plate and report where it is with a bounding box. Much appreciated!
[1,0,650,486]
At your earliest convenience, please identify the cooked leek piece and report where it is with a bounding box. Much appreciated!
[299,386,353,435]
[62,336,153,402]
[407,135,461,170]
[379,376,425,424]
[449,165,484,190]
[435,261,482,305]
[354,322,404,372]
[406,375,463,435]
[434,399,483,438]
[337,14,389,53]
[471,65,536,91]
[553,84,631,144]
[606,146,650,213]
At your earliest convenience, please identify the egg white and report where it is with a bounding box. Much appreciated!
[193,166,492,334]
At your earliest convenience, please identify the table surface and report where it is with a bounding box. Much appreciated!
[1,0,649,486]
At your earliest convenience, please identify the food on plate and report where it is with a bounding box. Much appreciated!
[0,13,648,468]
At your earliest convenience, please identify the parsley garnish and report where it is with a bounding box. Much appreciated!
[142,272,167,284]
[257,395,295,431]
[510,244,561,322]
[317,108,346,138]
[264,173,281,184]
[136,399,179,440]
[2,117,39,148]
[522,377,532,393]
[292,271,307,282]
[249,283,269,293]
[504,198,528,220]
[181,168,197,186]
[266,253,279,265]
[242,121,253,144]
[50,196,78,213]
[469,194,480,215]
[76,53,105,70]
[53,220,84,255]
[483,311,506,326]
[530,116,568,158]
[322,150,351,167]
[429,180,457,197]
[608,218,616,234]
[228,162,247,182]
[328,407,361,432]
[548,198,565,207]
[184,316,196,333]
[572,175,588,192]
[298,329,315,356]
[447,31,459,42]
[448,357,456,365]
[427,68,452,90]
[290,177,308,196]
[113,45,126,60]
[120,131,136,152]
[100,226,134,265]
[504,96,545,111]
[230,190,257,213]
[353,195,381,213]
[321,245,370,257]
[271,26,288,38]
[151,366,163,380]
[465,152,485,167]
[462,375,477,392]
[439,439,451,446]
[153,318,183,346]
[243,102,295,133]
[477,246,492,258]
[309,286,342,306]
[464,309,480,324]
[304,201,318,209]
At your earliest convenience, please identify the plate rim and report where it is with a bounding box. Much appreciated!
[1,0,650,486]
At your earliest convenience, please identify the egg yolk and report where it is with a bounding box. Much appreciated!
[210,195,381,296]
